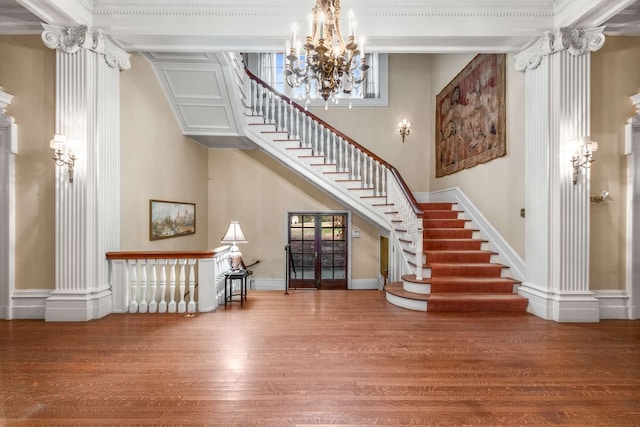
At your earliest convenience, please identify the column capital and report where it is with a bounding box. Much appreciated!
[41,24,131,71]
[631,93,640,116]
[515,26,605,72]
[0,87,14,115]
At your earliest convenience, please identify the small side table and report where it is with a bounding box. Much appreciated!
[224,269,249,308]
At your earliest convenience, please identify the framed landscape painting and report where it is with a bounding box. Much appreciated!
[149,199,196,241]
[435,54,506,177]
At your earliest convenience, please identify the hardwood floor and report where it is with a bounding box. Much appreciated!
[1,290,639,426]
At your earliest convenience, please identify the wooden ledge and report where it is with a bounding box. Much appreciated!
[106,246,229,260]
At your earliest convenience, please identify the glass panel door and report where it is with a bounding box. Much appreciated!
[288,213,348,290]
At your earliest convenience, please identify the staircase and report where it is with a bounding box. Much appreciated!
[151,53,527,312]
[385,202,528,312]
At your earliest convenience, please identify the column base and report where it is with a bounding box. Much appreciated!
[45,287,112,322]
[519,284,600,322]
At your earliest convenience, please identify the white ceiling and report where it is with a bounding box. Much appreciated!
[0,0,638,53]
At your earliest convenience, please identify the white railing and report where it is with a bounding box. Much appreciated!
[228,53,424,282]
[107,247,231,314]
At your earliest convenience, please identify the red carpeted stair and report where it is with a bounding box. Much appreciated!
[385,202,528,313]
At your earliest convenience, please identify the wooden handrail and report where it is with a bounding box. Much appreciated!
[243,65,423,218]
[106,246,230,260]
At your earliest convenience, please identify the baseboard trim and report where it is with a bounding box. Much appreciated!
[593,290,631,320]
[252,278,379,291]
[350,279,379,290]
[253,278,286,291]
[416,188,525,282]
[45,287,112,322]
[10,289,51,319]
[519,284,601,322]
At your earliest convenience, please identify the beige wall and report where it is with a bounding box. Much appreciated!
[591,36,640,290]
[0,36,56,290]
[207,149,379,280]
[310,54,432,192]
[428,53,526,257]
[120,53,209,251]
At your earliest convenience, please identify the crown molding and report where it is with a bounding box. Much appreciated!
[92,1,555,18]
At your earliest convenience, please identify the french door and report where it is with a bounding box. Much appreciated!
[288,213,348,290]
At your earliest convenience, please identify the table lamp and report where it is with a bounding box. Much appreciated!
[221,221,247,270]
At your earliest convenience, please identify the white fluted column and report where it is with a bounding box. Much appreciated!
[625,94,640,320]
[0,88,17,319]
[515,27,604,322]
[42,25,131,321]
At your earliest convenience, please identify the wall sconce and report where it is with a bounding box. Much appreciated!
[398,119,411,142]
[570,136,597,185]
[221,221,247,270]
[50,134,77,183]
[590,190,611,203]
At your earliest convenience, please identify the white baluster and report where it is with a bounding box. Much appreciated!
[281,98,286,132]
[342,139,348,172]
[362,155,368,187]
[374,161,380,196]
[382,166,389,196]
[350,145,355,179]
[128,259,139,313]
[268,93,274,124]
[168,259,177,313]
[258,85,264,119]
[148,259,158,313]
[301,110,306,146]
[158,259,167,313]
[251,81,257,115]
[187,258,197,314]
[294,105,300,139]
[369,157,374,190]
[329,132,335,165]
[138,259,148,313]
[178,259,187,313]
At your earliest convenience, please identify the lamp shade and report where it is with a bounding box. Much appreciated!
[221,221,247,244]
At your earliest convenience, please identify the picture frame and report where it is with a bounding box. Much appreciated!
[435,54,506,177]
[149,199,196,241]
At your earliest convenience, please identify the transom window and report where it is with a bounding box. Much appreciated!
[248,52,388,108]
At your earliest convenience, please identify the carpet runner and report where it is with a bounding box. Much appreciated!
[385,202,528,312]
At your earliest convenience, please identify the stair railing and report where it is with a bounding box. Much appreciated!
[228,53,424,281]
[106,247,231,314]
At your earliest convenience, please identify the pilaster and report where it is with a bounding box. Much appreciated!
[625,93,640,320]
[515,27,604,322]
[42,25,130,321]
[0,87,17,320]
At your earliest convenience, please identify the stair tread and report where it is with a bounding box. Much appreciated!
[384,282,430,301]
[424,238,488,242]
[429,293,526,301]
[425,250,496,254]
[401,274,431,284]
[428,262,507,267]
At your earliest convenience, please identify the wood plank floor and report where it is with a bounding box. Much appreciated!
[1,290,639,426]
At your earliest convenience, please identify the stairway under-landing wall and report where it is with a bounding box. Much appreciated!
[385,202,528,313]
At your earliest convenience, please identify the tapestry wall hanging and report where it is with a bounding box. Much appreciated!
[435,54,506,177]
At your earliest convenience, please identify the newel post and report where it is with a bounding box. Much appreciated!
[415,225,423,280]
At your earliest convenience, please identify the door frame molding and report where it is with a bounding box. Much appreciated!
[285,209,352,289]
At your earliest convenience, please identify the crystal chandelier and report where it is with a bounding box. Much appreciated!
[284,0,369,108]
